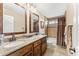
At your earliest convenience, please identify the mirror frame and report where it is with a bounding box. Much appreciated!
[0,3,3,34]
[29,12,39,33]
[3,3,27,35]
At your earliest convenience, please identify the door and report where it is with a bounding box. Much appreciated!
[57,16,66,47]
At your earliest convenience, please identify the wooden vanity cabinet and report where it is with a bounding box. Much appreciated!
[24,50,33,56]
[33,39,42,56]
[41,37,47,55]
[33,37,47,56]
[34,44,41,56]
[7,44,33,56]
[7,36,47,56]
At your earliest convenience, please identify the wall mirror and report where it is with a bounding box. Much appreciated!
[29,13,39,33]
[3,3,27,35]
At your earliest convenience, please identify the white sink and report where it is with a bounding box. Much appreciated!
[3,40,25,49]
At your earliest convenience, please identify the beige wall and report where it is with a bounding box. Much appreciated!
[26,4,46,34]
[66,4,75,25]
[65,3,77,51]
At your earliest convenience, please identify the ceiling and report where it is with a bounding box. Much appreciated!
[32,3,68,18]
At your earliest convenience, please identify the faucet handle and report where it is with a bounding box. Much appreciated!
[12,34,16,41]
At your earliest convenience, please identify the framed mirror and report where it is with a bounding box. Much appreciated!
[29,13,39,33]
[3,3,27,35]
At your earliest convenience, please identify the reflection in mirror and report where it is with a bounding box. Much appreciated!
[3,15,14,33]
[3,3,27,35]
[30,13,39,33]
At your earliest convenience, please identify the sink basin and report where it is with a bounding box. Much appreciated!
[3,40,25,49]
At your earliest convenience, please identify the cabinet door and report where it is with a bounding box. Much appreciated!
[42,43,47,55]
[24,51,33,56]
[8,44,33,56]
[34,45,41,56]
[42,38,47,55]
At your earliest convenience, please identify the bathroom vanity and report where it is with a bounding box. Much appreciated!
[0,35,47,56]
[0,3,47,56]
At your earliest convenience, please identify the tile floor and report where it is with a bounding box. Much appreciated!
[44,37,68,56]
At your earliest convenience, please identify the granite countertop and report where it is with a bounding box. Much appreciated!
[0,35,47,56]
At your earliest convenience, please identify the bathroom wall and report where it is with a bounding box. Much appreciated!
[25,4,46,34]
[66,4,75,25]
[3,3,47,36]
[73,3,79,55]
[65,3,78,53]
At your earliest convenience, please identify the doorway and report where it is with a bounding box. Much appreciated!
[46,16,66,48]
[44,16,67,56]
[47,18,58,46]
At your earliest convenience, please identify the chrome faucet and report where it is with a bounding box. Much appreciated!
[9,34,16,42]
[0,34,4,46]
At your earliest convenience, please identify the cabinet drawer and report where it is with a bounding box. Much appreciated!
[34,39,41,47]
[8,44,33,56]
